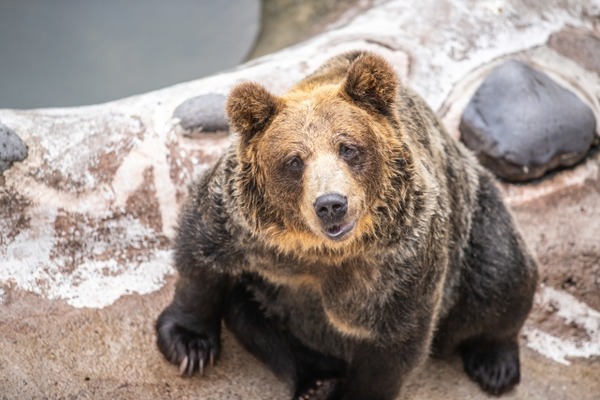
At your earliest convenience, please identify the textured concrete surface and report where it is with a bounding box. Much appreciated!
[1,241,599,400]
[1,0,599,399]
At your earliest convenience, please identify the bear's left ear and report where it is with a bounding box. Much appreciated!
[342,53,398,116]
[226,82,282,142]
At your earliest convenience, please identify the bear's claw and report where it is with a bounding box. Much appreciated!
[171,333,216,377]
[294,379,337,400]
[156,307,220,377]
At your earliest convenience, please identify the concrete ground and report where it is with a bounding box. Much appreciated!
[0,285,598,400]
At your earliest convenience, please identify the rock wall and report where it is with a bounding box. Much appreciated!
[1,0,599,367]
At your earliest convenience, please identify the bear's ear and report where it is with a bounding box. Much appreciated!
[342,53,397,116]
[226,82,282,141]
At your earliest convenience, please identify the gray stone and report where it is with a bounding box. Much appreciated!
[173,93,228,133]
[0,122,28,173]
[460,60,597,182]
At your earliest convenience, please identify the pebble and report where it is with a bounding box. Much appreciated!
[0,122,28,173]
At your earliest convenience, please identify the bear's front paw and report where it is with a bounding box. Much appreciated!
[156,306,221,377]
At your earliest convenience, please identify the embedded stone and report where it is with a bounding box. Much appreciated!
[173,93,228,133]
[460,60,597,182]
[0,122,28,173]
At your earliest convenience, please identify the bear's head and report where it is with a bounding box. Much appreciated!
[226,52,414,258]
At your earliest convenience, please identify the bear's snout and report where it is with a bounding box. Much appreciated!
[314,193,348,223]
[313,192,355,241]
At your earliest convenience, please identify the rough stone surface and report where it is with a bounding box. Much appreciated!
[248,0,366,59]
[0,122,28,173]
[173,93,228,133]
[460,60,597,182]
[0,0,599,398]
[0,280,599,400]
[500,149,600,312]
[548,27,600,76]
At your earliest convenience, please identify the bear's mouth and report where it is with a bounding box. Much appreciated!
[323,221,356,241]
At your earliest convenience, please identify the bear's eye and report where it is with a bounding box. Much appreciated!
[286,156,304,173]
[340,144,358,160]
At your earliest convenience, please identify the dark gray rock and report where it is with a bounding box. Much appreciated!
[0,122,28,173]
[460,60,597,182]
[173,93,228,133]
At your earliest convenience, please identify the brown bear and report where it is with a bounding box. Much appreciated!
[156,51,538,400]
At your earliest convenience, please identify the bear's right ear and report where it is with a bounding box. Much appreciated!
[226,82,282,141]
[342,53,398,117]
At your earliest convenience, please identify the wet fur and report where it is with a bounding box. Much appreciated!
[156,51,538,399]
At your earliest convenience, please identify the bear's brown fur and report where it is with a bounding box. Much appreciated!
[156,51,538,400]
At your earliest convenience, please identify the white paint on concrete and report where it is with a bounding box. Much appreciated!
[524,286,600,365]
[0,204,173,309]
[48,249,173,309]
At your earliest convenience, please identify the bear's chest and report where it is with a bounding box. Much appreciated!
[244,249,323,292]
[240,258,353,360]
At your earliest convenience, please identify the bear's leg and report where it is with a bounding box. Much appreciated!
[224,278,346,400]
[156,270,229,376]
[326,342,420,400]
[434,174,537,396]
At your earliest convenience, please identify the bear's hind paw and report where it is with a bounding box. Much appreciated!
[294,379,338,400]
[461,340,521,396]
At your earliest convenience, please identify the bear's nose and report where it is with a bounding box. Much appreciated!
[314,193,348,223]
